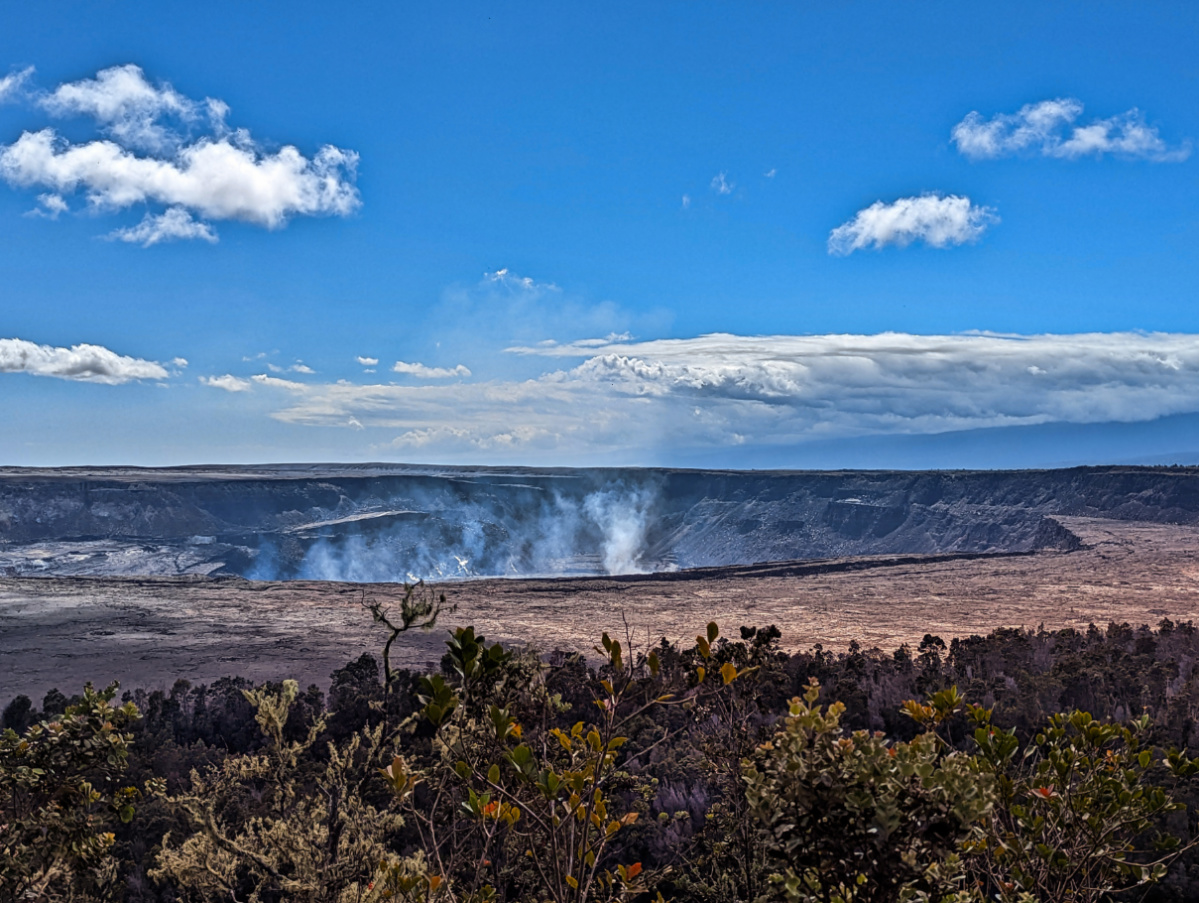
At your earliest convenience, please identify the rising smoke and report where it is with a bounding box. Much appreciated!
[253,480,662,582]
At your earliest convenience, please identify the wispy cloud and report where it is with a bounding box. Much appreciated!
[0,336,169,384]
[0,66,33,104]
[484,267,556,292]
[428,268,666,366]
[710,172,733,195]
[108,207,217,246]
[764,168,776,178]
[828,193,996,255]
[25,192,67,219]
[953,98,1190,161]
[0,64,360,244]
[251,373,306,391]
[393,360,472,379]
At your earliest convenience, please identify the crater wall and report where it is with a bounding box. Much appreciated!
[2,464,1195,579]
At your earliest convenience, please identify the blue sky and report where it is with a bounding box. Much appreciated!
[2,1,1199,468]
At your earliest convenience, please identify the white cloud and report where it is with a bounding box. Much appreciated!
[952,98,1190,161]
[710,172,733,195]
[681,194,690,209]
[40,64,204,152]
[291,363,315,374]
[251,373,307,391]
[828,193,996,255]
[108,207,217,246]
[218,331,1199,460]
[1,130,359,227]
[0,337,168,384]
[0,64,361,244]
[26,192,67,219]
[0,67,33,104]
[200,374,252,392]
[392,360,472,379]
[484,267,557,292]
[764,168,776,178]
[356,356,379,366]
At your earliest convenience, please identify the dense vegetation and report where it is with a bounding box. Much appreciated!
[7,586,1199,902]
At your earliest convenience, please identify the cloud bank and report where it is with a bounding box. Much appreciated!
[952,98,1190,161]
[0,64,360,242]
[828,194,996,255]
[201,331,1199,458]
[0,337,170,384]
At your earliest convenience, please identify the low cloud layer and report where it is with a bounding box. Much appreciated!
[0,64,360,242]
[197,331,1199,459]
[0,337,170,384]
[828,194,996,255]
[952,98,1190,162]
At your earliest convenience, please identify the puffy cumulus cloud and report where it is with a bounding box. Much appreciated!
[108,207,217,246]
[224,331,1199,460]
[0,64,360,243]
[0,67,33,104]
[0,337,169,384]
[356,356,379,367]
[392,360,472,379]
[828,194,996,255]
[200,374,252,392]
[953,98,1190,162]
[0,130,359,227]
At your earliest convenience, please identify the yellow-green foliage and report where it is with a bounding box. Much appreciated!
[0,683,149,903]
[743,681,990,903]
[12,615,1199,903]
[966,704,1199,903]
[150,680,405,903]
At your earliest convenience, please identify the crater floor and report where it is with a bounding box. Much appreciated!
[3,517,1198,702]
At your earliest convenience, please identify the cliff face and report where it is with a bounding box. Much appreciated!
[1,464,1194,579]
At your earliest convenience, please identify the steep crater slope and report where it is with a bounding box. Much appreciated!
[1,464,1195,579]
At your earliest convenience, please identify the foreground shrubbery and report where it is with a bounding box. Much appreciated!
[8,591,1199,901]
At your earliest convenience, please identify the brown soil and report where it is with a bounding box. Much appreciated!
[3,517,1199,703]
